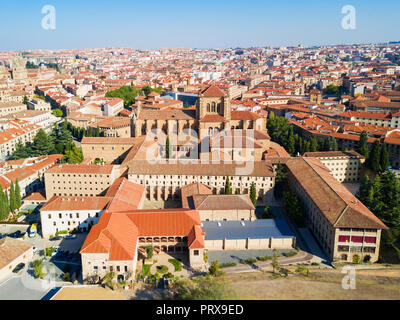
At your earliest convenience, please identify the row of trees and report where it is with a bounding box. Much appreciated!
[11,122,83,164]
[66,122,103,141]
[267,112,337,156]
[0,180,22,221]
[224,176,258,206]
[357,172,400,258]
[358,131,389,174]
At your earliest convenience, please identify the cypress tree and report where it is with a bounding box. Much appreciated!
[358,131,369,158]
[15,179,22,209]
[368,141,381,173]
[380,144,389,173]
[9,181,16,213]
[166,136,170,159]
[225,176,232,195]
[250,182,257,207]
[0,186,8,221]
[309,136,317,152]
[235,188,241,195]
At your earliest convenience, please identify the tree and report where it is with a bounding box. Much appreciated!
[357,175,374,208]
[235,188,241,195]
[380,143,389,173]
[324,84,339,95]
[166,136,171,159]
[31,129,55,156]
[282,191,306,227]
[224,176,232,195]
[358,131,369,159]
[145,245,154,259]
[262,206,275,219]
[23,96,29,105]
[208,261,224,277]
[249,182,257,207]
[52,108,63,117]
[9,181,16,213]
[368,141,381,173]
[14,179,22,210]
[11,141,29,159]
[271,249,279,274]
[0,185,9,221]
[309,135,317,152]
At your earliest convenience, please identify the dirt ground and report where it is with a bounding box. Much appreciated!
[227,266,400,300]
[52,286,126,300]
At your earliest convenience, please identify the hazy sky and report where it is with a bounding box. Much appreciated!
[0,0,399,51]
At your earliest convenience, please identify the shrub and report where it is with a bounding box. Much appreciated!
[33,260,46,279]
[352,254,361,264]
[62,272,71,282]
[168,259,182,272]
[311,262,320,266]
[241,258,257,264]
[156,265,169,274]
[219,262,237,268]
[208,261,224,277]
[56,230,68,236]
[282,251,298,257]
[257,256,272,261]
[145,245,154,259]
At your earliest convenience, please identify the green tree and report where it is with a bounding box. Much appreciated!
[14,179,22,210]
[380,143,389,173]
[309,135,317,152]
[271,249,279,274]
[224,176,232,195]
[235,188,241,195]
[31,129,55,156]
[0,185,9,221]
[357,175,374,208]
[324,84,339,95]
[249,182,257,207]
[368,141,381,173]
[52,108,63,117]
[282,191,306,226]
[208,261,224,277]
[358,131,369,159]
[11,141,29,159]
[9,181,16,213]
[166,136,170,159]
[23,96,29,105]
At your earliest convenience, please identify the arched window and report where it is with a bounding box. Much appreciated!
[211,102,216,112]
[217,103,221,113]
[207,103,211,112]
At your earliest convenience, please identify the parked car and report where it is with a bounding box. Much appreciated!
[12,263,25,273]
[50,236,61,241]
[65,235,77,240]
[9,231,22,238]
[32,246,38,253]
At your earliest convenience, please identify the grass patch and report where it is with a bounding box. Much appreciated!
[168,259,182,272]
[219,262,237,268]
[156,265,169,274]
[142,264,151,277]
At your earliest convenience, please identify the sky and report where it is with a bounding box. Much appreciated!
[0,0,399,51]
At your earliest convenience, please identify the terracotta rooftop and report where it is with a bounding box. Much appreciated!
[0,237,33,270]
[286,157,387,230]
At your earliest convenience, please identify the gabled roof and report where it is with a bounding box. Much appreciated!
[199,85,227,97]
[105,177,145,211]
[192,194,255,211]
[0,237,33,270]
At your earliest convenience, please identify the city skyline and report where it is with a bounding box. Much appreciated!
[0,0,399,51]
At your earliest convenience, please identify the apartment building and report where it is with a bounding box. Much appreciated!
[81,137,137,163]
[44,164,120,198]
[0,102,27,117]
[40,177,145,237]
[127,160,275,204]
[303,150,365,182]
[27,98,52,112]
[0,121,41,161]
[286,157,387,263]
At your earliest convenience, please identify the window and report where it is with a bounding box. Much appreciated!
[351,236,363,243]
[117,266,120,272]
[194,250,199,256]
